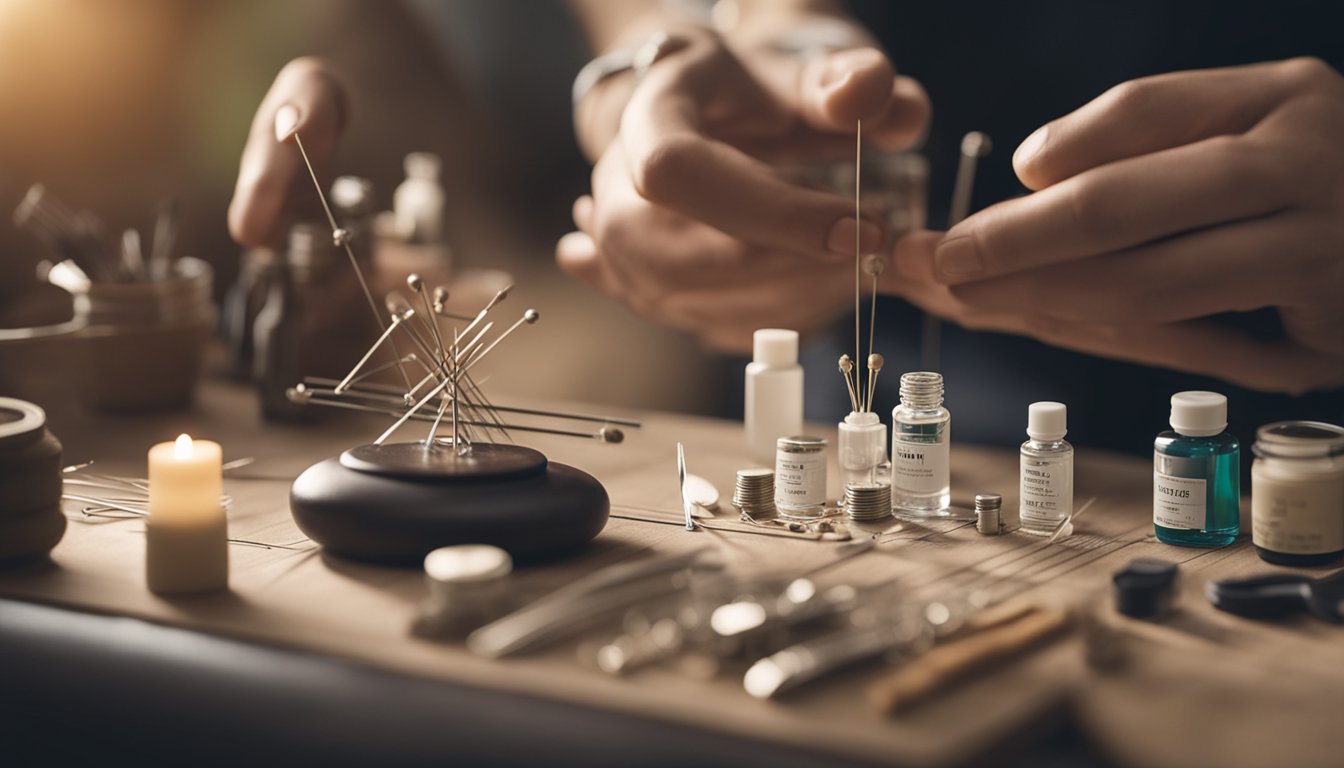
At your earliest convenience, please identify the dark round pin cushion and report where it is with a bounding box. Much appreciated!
[289,442,609,566]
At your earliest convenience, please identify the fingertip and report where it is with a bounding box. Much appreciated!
[556,231,598,275]
[820,50,897,124]
[868,76,932,150]
[274,104,300,143]
[1012,125,1051,190]
[891,229,942,282]
[571,196,595,232]
[825,216,884,259]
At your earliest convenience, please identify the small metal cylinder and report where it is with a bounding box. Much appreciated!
[975,493,1004,535]
[775,436,828,520]
[416,544,513,638]
[733,468,776,520]
[844,482,892,522]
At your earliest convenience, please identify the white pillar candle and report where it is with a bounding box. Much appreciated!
[145,434,228,595]
[148,434,222,520]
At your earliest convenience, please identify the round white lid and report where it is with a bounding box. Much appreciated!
[752,329,798,366]
[1027,401,1067,441]
[1169,391,1227,437]
[424,544,512,583]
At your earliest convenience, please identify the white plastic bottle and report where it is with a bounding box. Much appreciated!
[393,152,447,244]
[839,411,887,485]
[1019,401,1074,535]
[745,329,803,465]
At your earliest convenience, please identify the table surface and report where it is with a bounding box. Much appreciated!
[3,377,1343,768]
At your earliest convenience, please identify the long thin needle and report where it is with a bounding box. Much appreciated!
[854,119,863,413]
[291,130,413,391]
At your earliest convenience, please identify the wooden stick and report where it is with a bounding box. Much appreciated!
[868,607,1072,715]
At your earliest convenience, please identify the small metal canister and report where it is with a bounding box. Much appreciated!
[975,493,1004,535]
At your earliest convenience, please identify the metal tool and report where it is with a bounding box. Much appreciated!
[921,131,992,372]
[1207,570,1344,623]
[677,442,696,531]
[466,549,719,658]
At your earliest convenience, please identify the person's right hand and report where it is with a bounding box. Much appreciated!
[558,24,929,352]
[228,57,348,248]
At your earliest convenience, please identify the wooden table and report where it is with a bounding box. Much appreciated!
[3,377,1342,768]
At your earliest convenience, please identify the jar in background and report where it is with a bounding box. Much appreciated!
[1251,421,1344,567]
[75,256,216,411]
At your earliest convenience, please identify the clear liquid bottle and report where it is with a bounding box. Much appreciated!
[1153,391,1240,548]
[1019,401,1074,535]
[891,371,950,515]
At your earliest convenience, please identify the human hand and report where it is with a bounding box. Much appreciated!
[228,58,348,248]
[893,58,1344,393]
[559,24,929,352]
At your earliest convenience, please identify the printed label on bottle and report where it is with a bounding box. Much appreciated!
[775,453,826,507]
[893,438,949,494]
[1021,458,1070,518]
[1153,471,1207,530]
[1252,474,1344,555]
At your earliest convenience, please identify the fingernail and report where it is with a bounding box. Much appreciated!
[1014,126,1047,167]
[274,104,300,142]
[826,217,883,258]
[935,235,983,278]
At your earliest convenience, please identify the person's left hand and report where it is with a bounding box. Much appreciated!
[893,57,1344,394]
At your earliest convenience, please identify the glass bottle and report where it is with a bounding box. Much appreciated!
[1251,420,1344,566]
[1018,401,1074,535]
[891,371,950,516]
[1153,392,1240,548]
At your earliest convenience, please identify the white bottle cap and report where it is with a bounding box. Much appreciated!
[1169,391,1227,437]
[1026,401,1067,441]
[752,329,798,366]
[404,151,442,180]
[424,544,512,584]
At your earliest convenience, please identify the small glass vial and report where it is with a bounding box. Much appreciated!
[745,329,804,465]
[975,493,1004,536]
[1251,421,1344,567]
[838,410,888,485]
[1153,392,1240,548]
[891,372,950,516]
[775,435,827,520]
[1019,402,1074,536]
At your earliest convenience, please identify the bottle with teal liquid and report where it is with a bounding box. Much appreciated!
[1153,392,1240,547]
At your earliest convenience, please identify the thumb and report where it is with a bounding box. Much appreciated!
[793,48,930,150]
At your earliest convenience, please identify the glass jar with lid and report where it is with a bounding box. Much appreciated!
[1251,421,1344,566]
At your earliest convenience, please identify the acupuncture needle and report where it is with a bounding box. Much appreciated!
[288,127,413,391]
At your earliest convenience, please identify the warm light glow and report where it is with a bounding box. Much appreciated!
[174,433,193,460]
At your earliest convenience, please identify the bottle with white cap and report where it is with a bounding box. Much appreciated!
[745,329,803,464]
[393,152,447,245]
[1019,401,1074,536]
[1153,391,1240,547]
